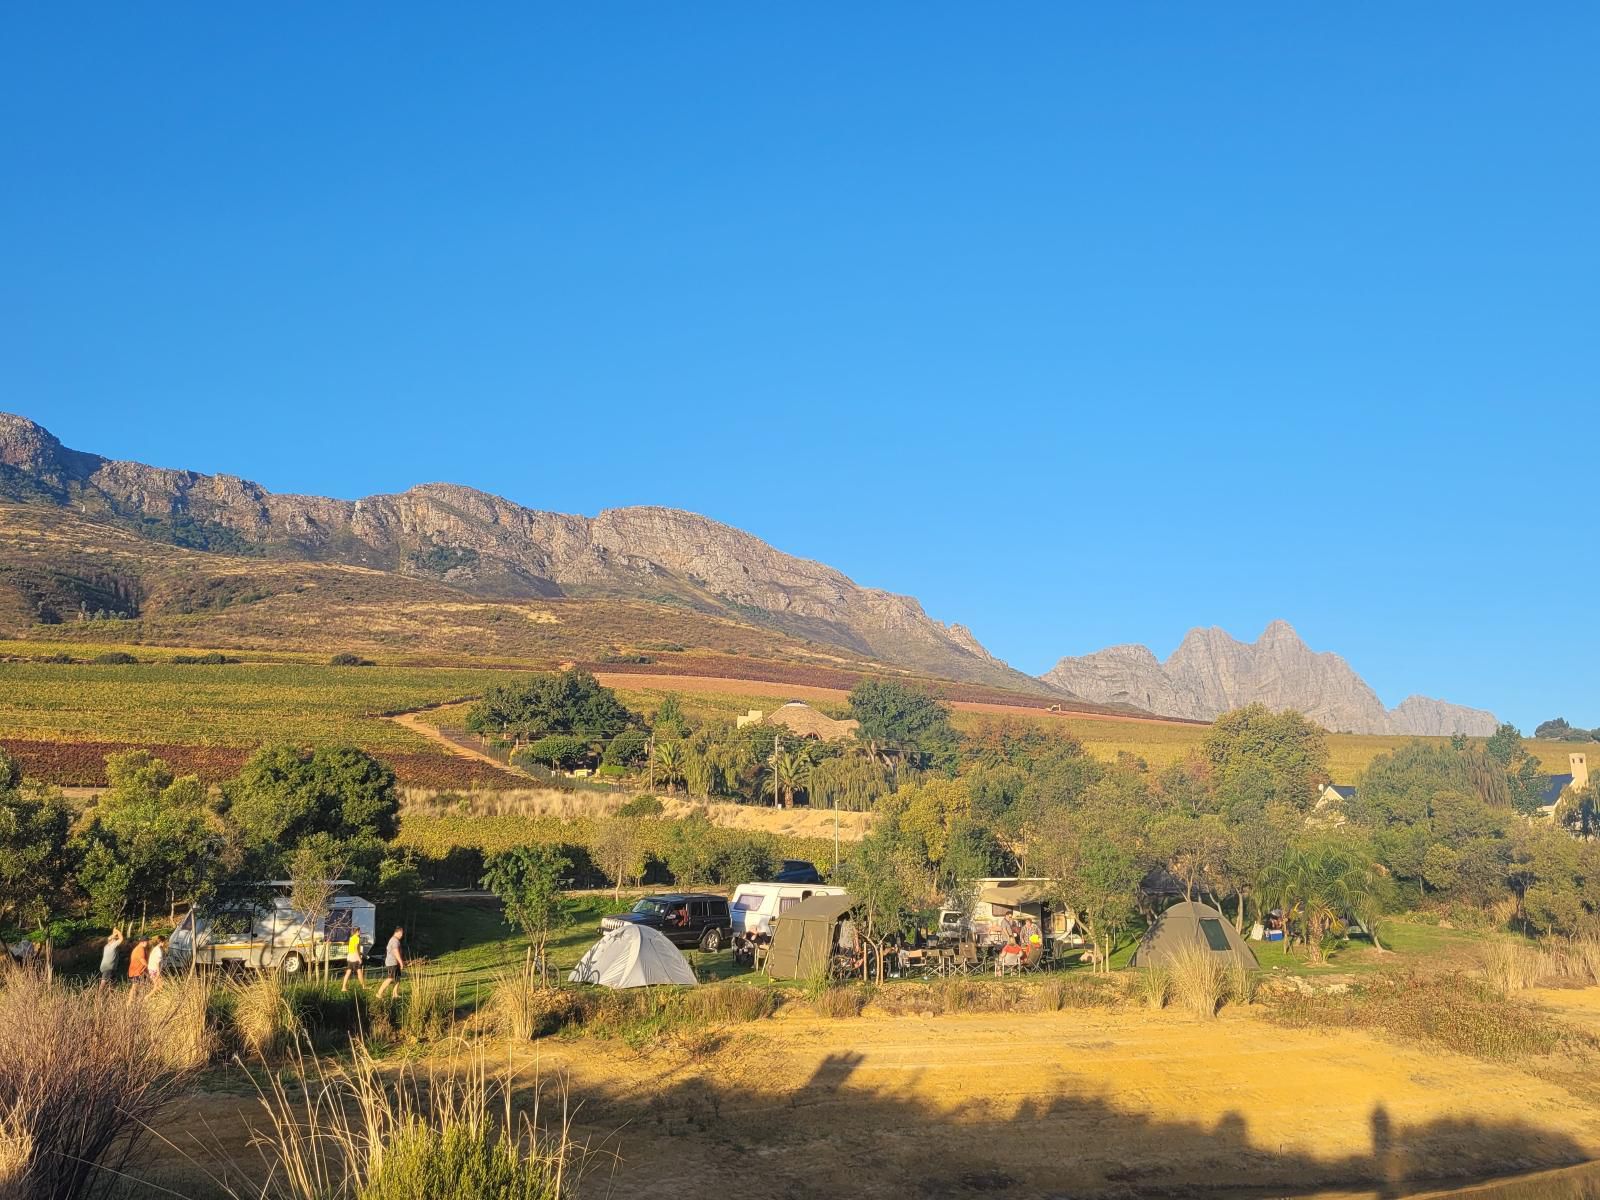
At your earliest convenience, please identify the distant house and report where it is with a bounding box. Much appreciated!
[1317,783,1357,808]
[762,701,860,741]
[1538,752,1590,818]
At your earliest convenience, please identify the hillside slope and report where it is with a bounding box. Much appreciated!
[1044,620,1498,736]
[0,413,1041,691]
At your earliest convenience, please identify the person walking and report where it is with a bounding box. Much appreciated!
[147,936,166,991]
[127,937,150,994]
[99,927,125,990]
[374,927,405,999]
[340,928,366,993]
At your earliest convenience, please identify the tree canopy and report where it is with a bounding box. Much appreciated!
[465,668,637,741]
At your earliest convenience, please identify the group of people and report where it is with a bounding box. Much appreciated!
[343,925,408,998]
[98,928,170,991]
[993,913,1044,974]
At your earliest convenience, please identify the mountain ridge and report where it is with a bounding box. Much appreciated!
[0,412,1040,691]
[1043,620,1498,736]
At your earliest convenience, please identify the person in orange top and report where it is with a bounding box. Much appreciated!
[127,937,150,988]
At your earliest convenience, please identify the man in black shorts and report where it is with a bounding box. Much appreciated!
[375,926,406,999]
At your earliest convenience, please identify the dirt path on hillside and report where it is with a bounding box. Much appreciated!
[387,710,531,777]
[592,671,1201,728]
[159,999,1600,1200]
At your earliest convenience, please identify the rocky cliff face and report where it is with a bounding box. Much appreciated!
[1043,620,1498,736]
[0,413,1032,689]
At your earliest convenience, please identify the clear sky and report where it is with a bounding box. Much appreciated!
[2,6,1595,729]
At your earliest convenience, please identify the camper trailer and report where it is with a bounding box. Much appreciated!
[168,881,377,975]
[937,878,1085,956]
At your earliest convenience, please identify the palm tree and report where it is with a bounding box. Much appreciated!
[1261,839,1383,963]
[763,751,805,808]
[652,739,686,795]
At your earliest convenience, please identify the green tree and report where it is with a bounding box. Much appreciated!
[847,678,960,775]
[839,818,926,983]
[762,750,806,808]
[224,744,400,851]
[74,750,225,924]
[602,727,650,768]
[481,845,572,983]
[465,668,636,741]
[652,739,686,794]
[520,734,591,771]
[0,751,72,933]
[652,694,689,738]
[1204,704,1329,812]
[1030,789,1147,973]
[288,835,345,978]
[592,819,649,898]
[1261,836,1385,962]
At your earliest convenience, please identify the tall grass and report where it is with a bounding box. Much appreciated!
[1166,947,1225,1018]
[398,965,460,1042]
[232,970,305,1060]
[0,971,199,1200]
[1135,967,1171,1011]
[227,1042,581,1199]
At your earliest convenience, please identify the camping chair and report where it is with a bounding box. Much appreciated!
[995,946,1024,977]
[953,939,980,977]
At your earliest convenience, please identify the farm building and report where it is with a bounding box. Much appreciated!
[1538,751,1590,817]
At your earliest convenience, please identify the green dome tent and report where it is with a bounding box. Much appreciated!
[1129,900,1258,970]
[763,893,857,981]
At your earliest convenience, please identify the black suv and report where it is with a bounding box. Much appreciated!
[605,892,733,951]
[770,860,822,884]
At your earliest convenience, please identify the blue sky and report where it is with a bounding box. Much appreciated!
[2,6,1595,728]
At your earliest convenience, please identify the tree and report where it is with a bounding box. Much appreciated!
[652,694,689,738]
[288,836,345,978]
[592,819,649,898]
[224,744,400,852]
[682,750,714,800]
[465,669,636,742]
[521,734,591,771]
[1260,836,1385,962]
[839,818,926,983]
[482,845,572,983]
[653,739,686,794]
[762,751,806,808]
[75,750,224,924]
[0,752,72,933]
[1151,812,1231,903]
[847,679,960,775]
[1030,789,1147,973]
[1204,704,1329,812]
[602,728,650,768]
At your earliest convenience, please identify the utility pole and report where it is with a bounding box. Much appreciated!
[771,734,781,808]
[647,732,656,793]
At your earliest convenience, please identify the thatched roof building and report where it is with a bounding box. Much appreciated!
[764,701,860,741]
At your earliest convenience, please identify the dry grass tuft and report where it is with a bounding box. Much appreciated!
[0,970,199,1198]
[1135,967,1171,1011]
[1167,947,1225,1018]
[231,970,304,1060]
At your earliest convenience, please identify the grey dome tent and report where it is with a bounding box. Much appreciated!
[763,893,857,980]
[1129,900,1258,970]
[569,924,698,989]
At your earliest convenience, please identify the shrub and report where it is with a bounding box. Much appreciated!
[616,795,664,818]
[173,652,236,664]
[1482,938,1545,994]
[808,984,870,1019]
[90,651,138,664]
[331,652,376,667]
[0,972,197,1198]
[1267,973,1588,1062]
[1227,962,1258,1007]
[1167,946,1225,1018]
[397,966,459,1042]
[594,765,627,779]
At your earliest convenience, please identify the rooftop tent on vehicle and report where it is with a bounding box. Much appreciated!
[1128,900,1259,970]
[569,924,699,989]
[762,892,857,980]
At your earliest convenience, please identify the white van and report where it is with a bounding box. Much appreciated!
[168,881,377,975]
[729,882,846,937]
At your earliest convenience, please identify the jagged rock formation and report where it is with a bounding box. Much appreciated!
[0,413,1035,689]
[1043,620,1498,736]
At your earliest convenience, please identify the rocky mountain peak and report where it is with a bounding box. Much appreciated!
[1043,621,1499,737]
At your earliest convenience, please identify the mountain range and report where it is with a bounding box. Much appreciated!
[1042,621,1499,736]
[0,412,1501,733]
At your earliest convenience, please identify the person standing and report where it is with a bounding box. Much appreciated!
[374,927,405,999]
[99,927,125,990]
[147,936,166,991]
[340,928,366,993]
[127,937,150,992]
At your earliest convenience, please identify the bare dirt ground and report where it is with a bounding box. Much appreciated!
[153,994,1600,1199]
[389,709,531,775]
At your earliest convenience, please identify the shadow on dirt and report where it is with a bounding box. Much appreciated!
[559,1049,1598,1200]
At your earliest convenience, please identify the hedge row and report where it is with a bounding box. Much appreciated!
[395,814,840,890]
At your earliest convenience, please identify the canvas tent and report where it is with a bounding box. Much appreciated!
[763,893,857,980]
[1129,900,1258,970]
[569,924,698,989]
